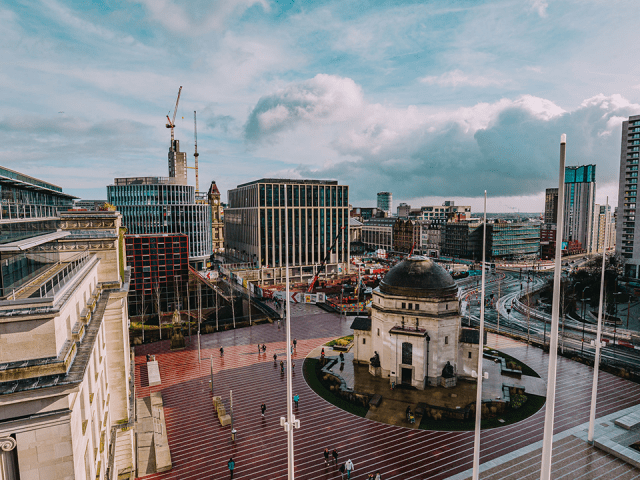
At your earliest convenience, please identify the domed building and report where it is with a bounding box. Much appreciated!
[352,256,482,389]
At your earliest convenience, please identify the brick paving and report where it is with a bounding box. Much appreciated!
[134,308,640,480]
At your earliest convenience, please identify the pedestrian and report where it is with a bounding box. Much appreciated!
[345,459,354,479]
[227,457,235,479]
[273,353,277,362]
[294,393,299,408]
[332,448,339,465]
[374,471,381,480]
[293,338,297,349]
[258,344,261,354]
[339,463,346,479]
[323,447,330,465]
[262,344,267,353]
[220,346,224,357]
[261,403,266,417]
[280,360,285,374]
[292,361,295,372]
[339,352,344,363]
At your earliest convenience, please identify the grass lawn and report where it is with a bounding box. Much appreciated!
[303,358,369,417]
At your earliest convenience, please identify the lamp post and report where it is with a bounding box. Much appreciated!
[581,286,588,355]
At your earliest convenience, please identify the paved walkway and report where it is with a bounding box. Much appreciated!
[134,309,640,479]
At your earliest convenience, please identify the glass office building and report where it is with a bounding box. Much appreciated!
[563,164,596,253]
[107,177,211,270]
[617,115,640,278]
[488,222,541,260]
[225,179,349,284]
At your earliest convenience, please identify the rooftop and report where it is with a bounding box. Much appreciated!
[236,178,340,188]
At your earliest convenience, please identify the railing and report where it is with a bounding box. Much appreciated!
[35,251,91,299]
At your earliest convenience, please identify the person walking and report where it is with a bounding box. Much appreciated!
[261,403,266,417]
[258,344,261,354]
[273,353,277,363]
[227,457,235,479]
[374,471,381,480]
[339,463,346,479]
[344,459,354,479]
[294,394,299,408]
[220,346,224,357]
[293,338,297,350]
[332,448,339,465]
[323,447,330,465]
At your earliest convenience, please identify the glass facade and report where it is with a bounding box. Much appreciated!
[225,179,349,268]
[488,223,541,259]
[107,180,211,265]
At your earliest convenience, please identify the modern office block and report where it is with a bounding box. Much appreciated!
[361,218,396,252]
[377,192,392,216]
[563,165,596,253]
[488,222,541,259]
[224,179,349,284]
[545,188,558,224]
[126,233,189,316]
[617,115,640,278]
[107,177,211,270]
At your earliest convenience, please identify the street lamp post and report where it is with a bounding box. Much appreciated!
[581,286,588,355]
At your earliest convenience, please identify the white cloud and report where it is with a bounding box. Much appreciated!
[134,0,269,35]
[530,0,549,18]
[420,70,506,88]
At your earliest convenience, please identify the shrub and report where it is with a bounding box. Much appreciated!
[511,394,528,409]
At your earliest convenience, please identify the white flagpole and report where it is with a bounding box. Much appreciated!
[283,187,297,479]
[540,134,567,479]
[588,197,610,442]
[472,190,487,480]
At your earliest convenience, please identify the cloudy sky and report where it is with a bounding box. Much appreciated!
[2,0,639,212]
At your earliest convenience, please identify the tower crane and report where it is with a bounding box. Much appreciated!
[166,86,182,145]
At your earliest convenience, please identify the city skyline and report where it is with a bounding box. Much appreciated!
[2,0,639,211]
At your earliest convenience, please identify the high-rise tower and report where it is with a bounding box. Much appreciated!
[617,114,640,278]
[377,191,392,216]
[563,165,596,253]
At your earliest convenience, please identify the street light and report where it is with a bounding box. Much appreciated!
[580,286,588,355]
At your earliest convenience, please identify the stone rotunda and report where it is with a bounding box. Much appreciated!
[352,256,483,389]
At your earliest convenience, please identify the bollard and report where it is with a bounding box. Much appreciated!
[231,429,237,442]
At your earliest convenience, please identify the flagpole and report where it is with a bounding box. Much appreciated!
[472,190,487,480]
[540,134,567,479]
[588,197,610,442]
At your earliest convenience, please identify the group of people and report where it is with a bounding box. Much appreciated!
[406,405,415,424]
[321,448,374,479]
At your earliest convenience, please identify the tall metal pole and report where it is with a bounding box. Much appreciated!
[215,284,219,331]
[540,134,567,480]
[283,187,297,479]
[248,283,252,326]
[231,285,236,329]
[588,198,610,443]
[472,191,488,480]
[187,280,191,338]
[198,282,202,363]
[497,278,500,335]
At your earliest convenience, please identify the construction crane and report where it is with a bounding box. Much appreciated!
[307,226,345,293]
[165,86,182,145]
[187,110,200,194]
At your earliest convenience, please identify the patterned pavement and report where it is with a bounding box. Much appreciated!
[134,308,640,479]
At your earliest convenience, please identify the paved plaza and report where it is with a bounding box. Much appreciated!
[135,306,640,479]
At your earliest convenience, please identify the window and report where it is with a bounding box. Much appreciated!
[363,338,366,345]
[445,336,449,345]
[468,351,472,359]
[401,302,406,309]
[408,303,413,309]
[402,342,412,365]
[377,328,380,336]
[415,304,419,310]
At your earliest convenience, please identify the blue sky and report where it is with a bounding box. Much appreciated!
[2,0,639,212]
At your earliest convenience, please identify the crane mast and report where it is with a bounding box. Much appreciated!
[193,111,199,194]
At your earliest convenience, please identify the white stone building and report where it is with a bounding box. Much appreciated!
[0,211,134,480]
[352,257,481,389]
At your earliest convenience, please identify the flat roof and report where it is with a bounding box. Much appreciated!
[0,166,77,199]
[236,178,340,188]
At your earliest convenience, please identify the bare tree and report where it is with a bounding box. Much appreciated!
[154,280,162,341]
[140,289,148,344]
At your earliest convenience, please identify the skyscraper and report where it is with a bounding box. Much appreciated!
[563,165,596,253]
[544,188,558,224]
[377,191,392,216]
[616,114,640,278]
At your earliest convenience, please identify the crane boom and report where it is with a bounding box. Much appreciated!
[307,226,345,293]
[165,86,183,145]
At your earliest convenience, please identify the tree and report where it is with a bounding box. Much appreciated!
[154,280,162,340]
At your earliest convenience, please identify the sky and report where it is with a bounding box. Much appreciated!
[2,0,639,212]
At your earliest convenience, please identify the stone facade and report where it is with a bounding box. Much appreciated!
[0,212,134,480]
[352,257,479,389]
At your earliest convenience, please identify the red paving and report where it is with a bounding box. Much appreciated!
[135,312,640,480]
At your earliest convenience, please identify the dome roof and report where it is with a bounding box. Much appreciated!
[379,256,458,299]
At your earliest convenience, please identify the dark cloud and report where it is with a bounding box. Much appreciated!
[293,95,637,202]
[206,114,234,132]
